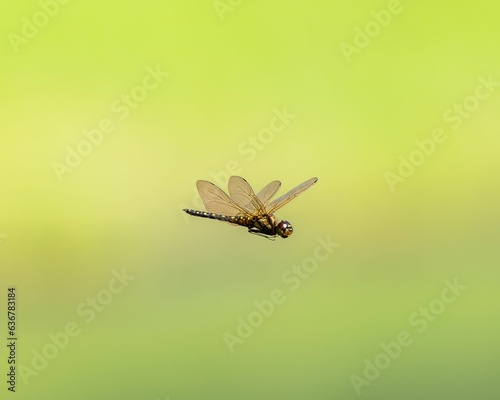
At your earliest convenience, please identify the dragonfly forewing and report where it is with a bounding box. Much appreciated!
[256,180,281,206]
[267,177,318,214]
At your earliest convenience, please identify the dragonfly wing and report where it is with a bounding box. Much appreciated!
[196,180,251,216]
[256,180,281,206]
[228,176,267,215]
[267,177,318,214]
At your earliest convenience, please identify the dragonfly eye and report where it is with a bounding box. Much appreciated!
[277,220,293,238]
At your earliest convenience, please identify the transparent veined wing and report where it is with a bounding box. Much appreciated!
[256,180,281,206]
[196,180,253,216]
[267,177,318,214]
[227,176,267,215]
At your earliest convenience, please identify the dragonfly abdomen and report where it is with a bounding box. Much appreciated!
[183,209,252,226]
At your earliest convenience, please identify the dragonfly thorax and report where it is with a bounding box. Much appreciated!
[276,220,293,238]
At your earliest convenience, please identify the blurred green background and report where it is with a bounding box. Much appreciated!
[1,1,499,399]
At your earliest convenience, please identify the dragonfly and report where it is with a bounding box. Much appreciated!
[183,176,318,239]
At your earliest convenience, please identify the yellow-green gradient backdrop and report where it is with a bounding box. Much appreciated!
[1,1,499,399]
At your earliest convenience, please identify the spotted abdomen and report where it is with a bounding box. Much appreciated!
[183,209,253,227]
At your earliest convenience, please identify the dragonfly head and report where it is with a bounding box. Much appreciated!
[277,220,293,238]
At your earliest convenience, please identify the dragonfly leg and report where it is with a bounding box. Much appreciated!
[248,228,276,240]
